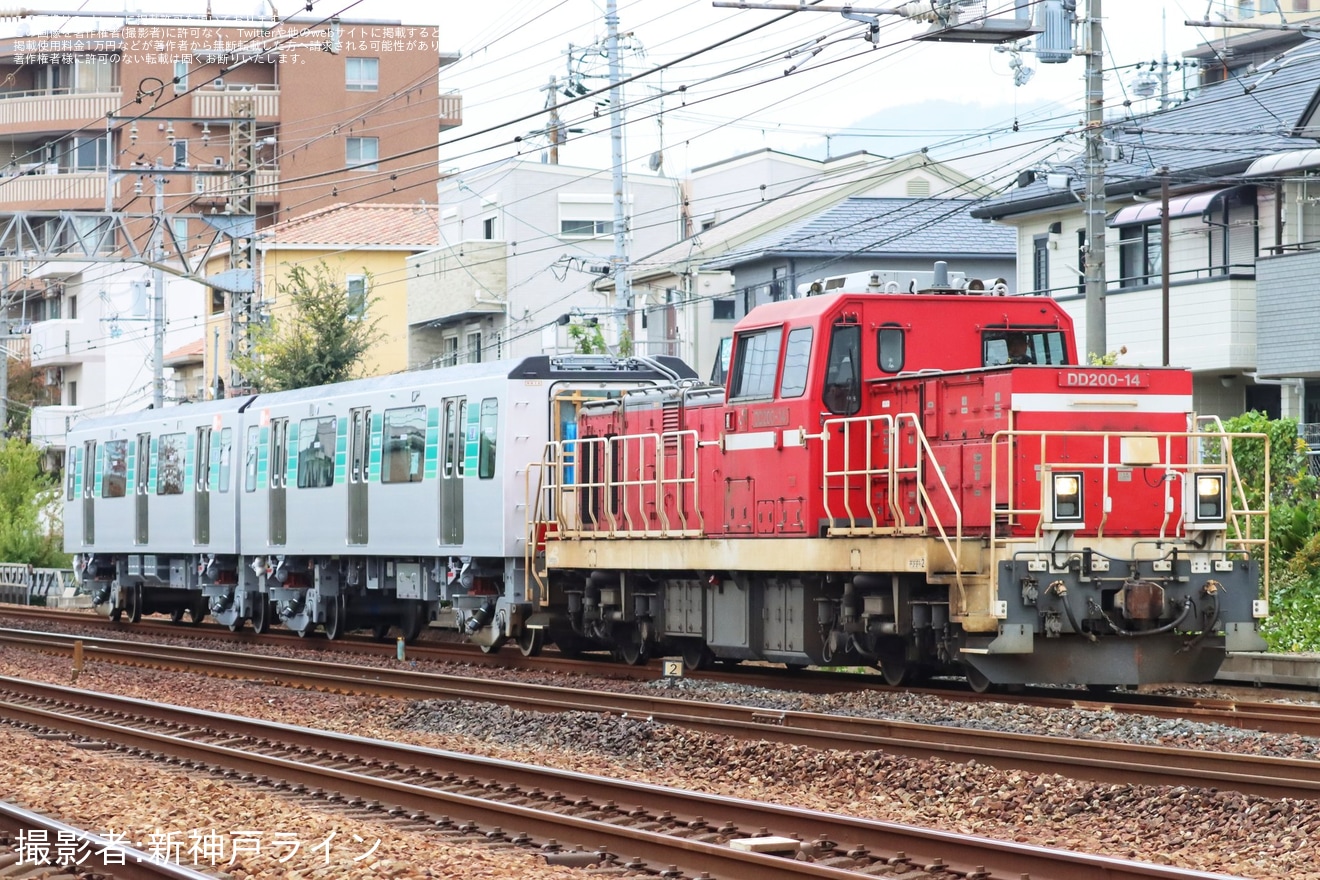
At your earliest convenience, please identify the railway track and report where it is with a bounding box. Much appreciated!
[4,628,1320,801]
[0,675,1240,880]
[0,800,213,880]
[7,606,1320,740]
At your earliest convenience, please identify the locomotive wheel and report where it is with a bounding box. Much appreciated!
[965,665,995,694]
[323,595,346,641]
[680,639,713,672]
[518,627,544,658]
[125,584,143,624]
[188,604,206,626]
[479,639,506,654]
[226,616,246,634]
[108,583,123,623]
[170,608,185,624]
[371,623,391,642]
[251,599,271,635]
[292,619,315,638]
[400,600,425,644]
[614,624,649,666]
[877,645,910,687]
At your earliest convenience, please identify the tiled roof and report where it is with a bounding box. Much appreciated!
[976,42,1320,218]
[163,339,204,365]
[704,196,1015,269]
[265,203,441,248]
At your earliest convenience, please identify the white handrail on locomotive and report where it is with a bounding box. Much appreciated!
[987,428,1269,579]
[819,411,967,607]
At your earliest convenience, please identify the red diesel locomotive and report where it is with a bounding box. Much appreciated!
[526,269,1270,689]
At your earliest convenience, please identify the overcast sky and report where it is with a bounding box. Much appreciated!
[9,1,1260,188]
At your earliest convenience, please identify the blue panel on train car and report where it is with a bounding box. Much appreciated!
[148,438,159,492]
[93,445,104,497]
[209,430,222,491]
[286,422,299,481]
[72,447,82,498]
[185,431,195,492]
[125,444,135,488]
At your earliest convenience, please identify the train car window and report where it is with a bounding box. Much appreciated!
[216,428,232,493]
[102,440,128,498]
[458,400,468,477]
[778,327,812,398]
[66,447,76,500]
[196,428,211,492]
[711,336,732,385]
[729,327,782,399]
[823,324,862,415]
[156,433,186,495]
[244,426,259,492]
[443,401,457,478]
[296,416,338,489]
[479,398,498,479]
[877,326,905,373]
[382,406,426,484]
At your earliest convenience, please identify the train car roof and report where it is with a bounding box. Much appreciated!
[69,395,257,434]
[734,291,1070,328]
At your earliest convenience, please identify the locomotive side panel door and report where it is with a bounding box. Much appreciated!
[135,433,150,544]
[194,426,211,545]
[269,418,288,546]
[347,407,370,545]
[438,397,465,545]
[82,439,96,545]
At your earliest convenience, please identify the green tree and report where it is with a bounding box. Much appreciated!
[0,432,66,567]
[4,354,53,433]
[234,262,382,392]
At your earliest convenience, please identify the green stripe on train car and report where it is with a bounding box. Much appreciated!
[464,402,479,475]
[72,447,82,498]
[125,446,135,488]
[286,422,299,482]
[149,439,159,492]
[335,417,348,484]
[93,445,104,498]
[368,412,383,482]
[257,426,269,489]
[185,432,195,492]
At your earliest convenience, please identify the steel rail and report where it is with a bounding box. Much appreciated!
[0,676,1238,880]
[4,630,1320,801]
[0,800,214,880]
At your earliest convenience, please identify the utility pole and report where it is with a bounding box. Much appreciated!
[606,0,632,351]
[541,75,562,165]
[1083,0,1107,362]
[152,173,166,409]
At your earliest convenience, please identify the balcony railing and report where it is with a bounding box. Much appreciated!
[192,84,280,119]
[439,90,462,127]
[0,170,114,206]
[0,89,120,128]
[194,169,279,201]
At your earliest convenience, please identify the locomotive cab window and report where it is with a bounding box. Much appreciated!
[877,326,904,373]
[297,417,338,489]
[729,327,782,399]
[382,406,426,483]
[156,433,185,495]
[102,439,128,498]
[983,329,1070,367]
[778,328,812,398]
[823,323,861,415]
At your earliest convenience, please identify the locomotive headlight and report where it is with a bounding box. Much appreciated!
[1194,472,1226,523]
[1050,472,1084,525]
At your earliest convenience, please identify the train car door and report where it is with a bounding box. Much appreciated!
[269,417,288,545]
[347,407,370,544]
[135,433,150,544]
[195,426,211,545]
[82,439,96,544]
[438,397,465,544]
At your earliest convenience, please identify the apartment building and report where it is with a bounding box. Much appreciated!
[1,17,460,464]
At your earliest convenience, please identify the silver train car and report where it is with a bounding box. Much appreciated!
[66,355,696,646]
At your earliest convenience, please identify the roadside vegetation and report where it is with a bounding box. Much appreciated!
[1220,412,1320,652]
[0,431,67,568]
